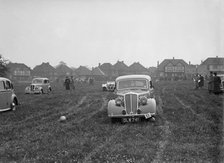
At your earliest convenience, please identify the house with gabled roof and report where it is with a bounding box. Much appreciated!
[98,63,115,77]
[158,58,188,80]
[75,66,92,77]
[128,62,149,75]
[7,62,31,82]
[92,67,105,76]
[197,56,224,76]
[113,61,129,76]
[55,63,74,79]
[32,62,57,81]
[91,67,106,81]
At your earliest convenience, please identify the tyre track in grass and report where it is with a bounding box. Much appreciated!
[74,96,107,124]
[173,85,214,124]
[64,95,87,116]
[70,92,130,162]
[65,92,108,124]
[152,94,171,163]
[83,125,127,163]
[0,95,88,130]
[174,94,213,124]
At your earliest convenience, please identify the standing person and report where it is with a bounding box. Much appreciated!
[64,76,71,91]
[70,76,75,92]
[198,75,204,88]
[89,77,94,85]
[208,72,214,94]
[213,72,221,94]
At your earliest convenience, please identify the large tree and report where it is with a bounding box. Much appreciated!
[0,54,9,77]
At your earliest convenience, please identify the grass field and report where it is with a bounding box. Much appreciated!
[0,80,223,162]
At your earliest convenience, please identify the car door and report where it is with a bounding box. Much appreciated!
[4,80,12,109]
[0,80,8,110]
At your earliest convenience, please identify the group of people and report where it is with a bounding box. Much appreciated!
[63,76,95,92]
[208,72,222,94]
[193,74,204,89]
[193,72,222,94]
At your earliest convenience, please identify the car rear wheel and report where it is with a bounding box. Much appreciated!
[10,100,16,111]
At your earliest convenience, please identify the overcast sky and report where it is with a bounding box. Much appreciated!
[0,0,223,69]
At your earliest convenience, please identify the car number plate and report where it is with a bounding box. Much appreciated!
[144,113,151,119]
[122,117,140,123]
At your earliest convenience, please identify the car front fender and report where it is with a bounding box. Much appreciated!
[107,100,124,117]
[140,98,157,114]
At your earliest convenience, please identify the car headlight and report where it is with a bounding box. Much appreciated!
[115,96,124,106]
[139,96,147,105]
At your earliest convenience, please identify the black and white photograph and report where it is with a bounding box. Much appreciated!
[0,0,223,162]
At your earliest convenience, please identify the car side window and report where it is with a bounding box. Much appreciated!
[150,81,153,88]
[0,81,5,91]
[44,80,48,84]
[5,80,11,90]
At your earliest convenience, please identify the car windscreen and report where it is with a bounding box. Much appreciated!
[117,79,148,90]
[32,79,43,84]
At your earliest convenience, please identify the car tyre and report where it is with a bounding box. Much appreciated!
[11,100,16,111]
[111,118,117,124]
[120,118,127,124]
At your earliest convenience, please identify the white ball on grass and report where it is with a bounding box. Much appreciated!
[60,116,66,121]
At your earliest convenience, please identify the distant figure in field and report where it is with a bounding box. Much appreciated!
[208,72,214,94]
[213,72,221,94]
[198,75,204,88]
[64,76,71,91]
[89,77,94,85]
[70,76,75,91]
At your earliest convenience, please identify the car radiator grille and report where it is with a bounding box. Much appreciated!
[125,94,138,114]
[31,85,34,91]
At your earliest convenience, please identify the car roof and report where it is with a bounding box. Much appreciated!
[32,77,49,80]
[116,75,151,82]
[0,77,11,82]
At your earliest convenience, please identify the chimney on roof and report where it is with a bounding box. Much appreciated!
[216,56,218,58]
[189,61,191,65]
[173,57,175,60]
[157,61,159,67]
[98,63,101,67]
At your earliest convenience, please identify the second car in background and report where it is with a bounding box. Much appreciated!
[25,77,52,94]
